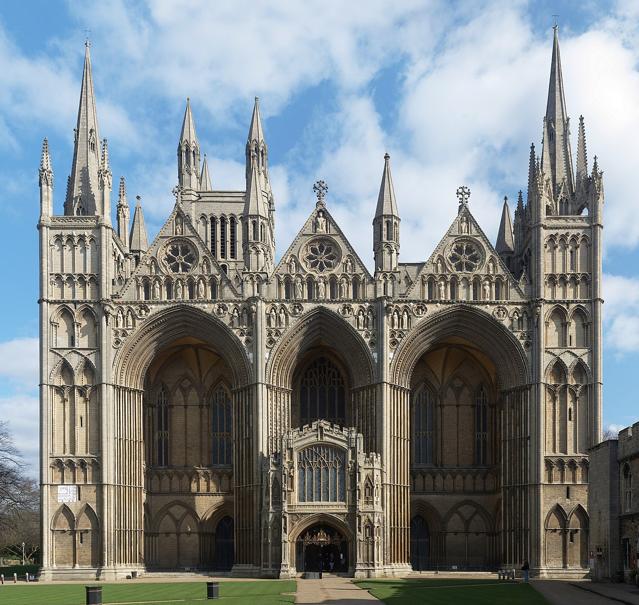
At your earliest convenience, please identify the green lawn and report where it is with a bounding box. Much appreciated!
[0,580,296,605]
[355,578,549,605]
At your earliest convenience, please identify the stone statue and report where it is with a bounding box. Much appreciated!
[316,212,326,233]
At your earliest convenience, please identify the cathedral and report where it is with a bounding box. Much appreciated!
[39,27,603,580]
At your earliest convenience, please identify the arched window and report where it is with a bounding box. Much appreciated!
[220,217,227,259]
[156,385,169,467]
[475,386,488,465]
[412,385,434,465]
[624,464,632,512]
[386,220,392,240]
[210,217,217,257]
[260,223,265,242]
[210,385,232,466]
[213,516,234,571]
[229,217,237,259]
[284,277,292,300]
[352,276,360,299]
[427,278,435,300]
[298,357,346,426]
[449,278,458,301]
[297,445,345,502]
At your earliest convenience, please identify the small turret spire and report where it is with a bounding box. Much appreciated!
[129,196,148,254]
[177,98,201,190]
[116,176,130,250]
[373,153,400,273]
[245,97,270,189]
[39,138,54,217]
[248,97,265,144]
[576,115,588,181]
[200,154,212,191]
[496,196,515,254]
[375,153,399,217]
[65,42,101,216]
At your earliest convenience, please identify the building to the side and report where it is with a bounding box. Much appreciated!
[39,27,603,580]
[589,424,639,582]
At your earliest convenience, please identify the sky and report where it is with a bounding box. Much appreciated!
[1,0,639,473]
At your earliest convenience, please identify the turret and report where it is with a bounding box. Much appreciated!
[200,154,212,191]
[116,177,130,250]
[177,98,201,191]
[130,196,148,260]
[496,196,515,272]
[64,42,101,216]
[39,138,53,219]
[98,138,112,225]
[373,153,400,274]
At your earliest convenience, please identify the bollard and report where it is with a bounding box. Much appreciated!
[1,574,4,584]
[13,573,17,583]
[206,582,219,600]
[86,585,102,605]
[25,573,29,583]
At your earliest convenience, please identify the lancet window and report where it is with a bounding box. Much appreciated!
[475,386,488,465]
[297,445,345,502]
[624,464,632,512]
[298,357,346,427]
[210,385,232,466]
[412,384,434,465]
[156,385,169,467]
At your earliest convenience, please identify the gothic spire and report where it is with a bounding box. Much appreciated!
[541,25,574,196]
[200,154,212,191]
[576,115,588,181]
[496,196,515,254]
[65,42,101,216]
[248,96,265,144]
[39,138,54,217]
[245,97,269,187]
[116,177,130,249]
[177,98,201,190]
[527,143,536,204]
[129,196,148,253]
[375,153,399,217]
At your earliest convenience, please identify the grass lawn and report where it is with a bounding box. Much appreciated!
[0,579,296,605]
[355,578,549,605]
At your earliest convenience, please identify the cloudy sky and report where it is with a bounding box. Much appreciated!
[1,0,639,473]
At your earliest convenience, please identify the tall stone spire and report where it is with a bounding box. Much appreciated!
[65,42,101,216]
[39,138,54,218]
[116,177,130,250]
[129,196,148,255]
[496,197,515,254]
[200,154,212,191]
[541,26,574,198]
[245,97,269,188]
[177,98,201,190]
[373,153,400,273]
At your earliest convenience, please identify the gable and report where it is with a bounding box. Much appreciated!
[405,205,526,300]
[271,203,373,284]
[116,202,239,301]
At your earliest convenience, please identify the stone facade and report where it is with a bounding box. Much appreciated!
[589,424,639,582]
[39,28,603,580]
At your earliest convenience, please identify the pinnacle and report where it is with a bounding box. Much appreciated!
[375,152,398,217]
[496,195,515,254]
[118,176,127,205]
[248,96,265,143]
[180,98,198,145]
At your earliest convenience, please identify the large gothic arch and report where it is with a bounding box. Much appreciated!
[391,304,529,389]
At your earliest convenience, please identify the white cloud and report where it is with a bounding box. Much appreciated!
[603,273,639,354]
[0,337,39,390]
[0,394,39,476]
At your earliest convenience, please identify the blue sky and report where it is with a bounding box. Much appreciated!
[1,0,639,472]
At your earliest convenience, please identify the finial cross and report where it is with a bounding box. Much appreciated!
[313,180,328,206]
[456,185,471,206]
[85,29,92,47]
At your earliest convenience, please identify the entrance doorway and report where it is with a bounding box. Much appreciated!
[410,515,430,570]
[296,525,348,573]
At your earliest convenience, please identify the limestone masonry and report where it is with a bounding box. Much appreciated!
[39,27,602,579]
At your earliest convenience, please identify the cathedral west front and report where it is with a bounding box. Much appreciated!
[39,28,603,580]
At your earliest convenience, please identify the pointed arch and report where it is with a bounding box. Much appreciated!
[54,307,75,348]
[77,307,97,348]
[546,359,567,384]
[546,306,567,347]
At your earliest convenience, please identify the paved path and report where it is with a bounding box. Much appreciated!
[295,575,379,604]
[533,580,639,604]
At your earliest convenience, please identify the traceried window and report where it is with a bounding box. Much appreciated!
[412,385,434,465]
[164,241,196,273]
[210,217,217,257]
[304,238,339,273]
[449,241,481,272]
[156,385,169,466]
[210,385,232,466]
[475,386,488,465]
[230,217,237,259]
[298,357,346,426]
[297,445,345,502]
[220,217,227,259]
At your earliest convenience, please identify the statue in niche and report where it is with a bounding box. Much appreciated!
[483,281,490,300]
[175,281,183,300]
[315,211,327,233]
[460,215,469,234]
[231,307,240,327]
[152,281,161,300]
[344,257,353,273]
[339,278,348,299]
[438,281,445,299]
[197,279,206,299]
[278,306,286,327]
[317,279,326,299]
[175,216,183,235]
[268,307,277,327]
[295,278,304,300]
[288,256,297,274]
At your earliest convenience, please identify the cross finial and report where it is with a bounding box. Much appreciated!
[456,185,471,207]
[313,180,328,207]
[85,29,92,47]
[552,15,559,29]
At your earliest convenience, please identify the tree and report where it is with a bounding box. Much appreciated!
[0,421,40,564]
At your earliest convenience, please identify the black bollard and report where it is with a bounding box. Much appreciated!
[86,585,102,605]
[206,581,219,599]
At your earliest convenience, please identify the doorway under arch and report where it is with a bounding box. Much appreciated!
[410,515,430,571]
[295,524,349,574]
[213,516,234,571]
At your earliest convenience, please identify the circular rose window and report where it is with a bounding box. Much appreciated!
[304,238,340,273]
[164,240,197,273]
[448,240,481,272]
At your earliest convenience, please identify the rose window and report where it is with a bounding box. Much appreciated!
[448,241,481,272]
[304,239,339,273]
[164,240,196,273]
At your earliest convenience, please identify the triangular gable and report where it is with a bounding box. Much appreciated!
[405,204,525,299]
[117,202,239,300]
[271,203,373,282]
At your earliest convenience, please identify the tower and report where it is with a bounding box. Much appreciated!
[373,153,400,294]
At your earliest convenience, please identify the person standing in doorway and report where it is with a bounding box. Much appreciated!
[521,560,530,582]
